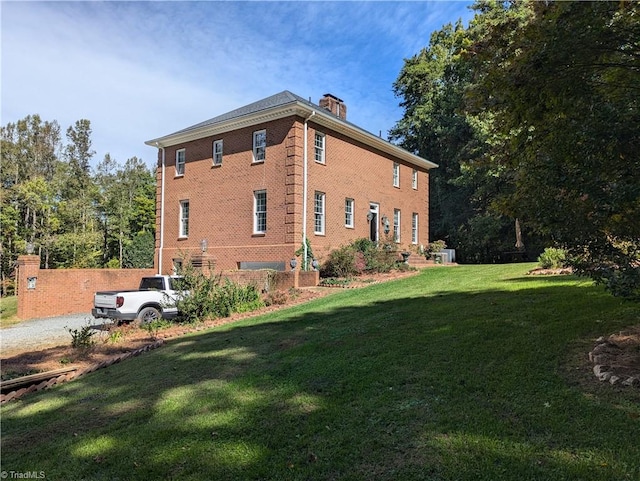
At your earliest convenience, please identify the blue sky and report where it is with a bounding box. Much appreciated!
[1,1,474,169]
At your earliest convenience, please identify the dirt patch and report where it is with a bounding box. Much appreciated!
[1,270,420,380]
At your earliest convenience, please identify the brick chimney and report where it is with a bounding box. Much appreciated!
[319,94,347,120]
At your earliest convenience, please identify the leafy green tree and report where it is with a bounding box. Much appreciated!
[1,114,157,277]
[53,119,101,267]
[123,231,155,268]
[391,15,537,262]
[0,116,63,279]
[467,0,640,297]
[96,155,155,267]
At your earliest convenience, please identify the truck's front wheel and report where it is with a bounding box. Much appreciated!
[138,306,161,324]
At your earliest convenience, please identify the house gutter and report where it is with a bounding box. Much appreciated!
[302,110,316,270]
[156,144,166,275]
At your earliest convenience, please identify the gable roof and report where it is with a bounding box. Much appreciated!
[145,90,437,170]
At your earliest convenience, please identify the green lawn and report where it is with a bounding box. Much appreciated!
[0,295,19,327]
[1,264,639,480]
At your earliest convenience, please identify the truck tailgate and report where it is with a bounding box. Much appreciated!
[94,293,118,309]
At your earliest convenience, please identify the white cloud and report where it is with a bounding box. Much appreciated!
[2,1,474,169]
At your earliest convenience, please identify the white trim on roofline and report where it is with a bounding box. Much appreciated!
[145,101,438,171]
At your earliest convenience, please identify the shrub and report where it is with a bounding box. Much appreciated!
[142,319,172,338]
[351,238,396,273]
[321,245,358,278]
[67,323,96,350]
[362,248,397,273]
[538,247,567,269]
[174,263,265,323]
[321,238,403,278]
[424,240,447,258]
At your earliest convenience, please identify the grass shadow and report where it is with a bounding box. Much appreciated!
[2,267,639,480]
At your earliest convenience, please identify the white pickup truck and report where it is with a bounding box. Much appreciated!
[92,275,183,323]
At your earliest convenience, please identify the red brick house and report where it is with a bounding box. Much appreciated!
[145,91,437,273]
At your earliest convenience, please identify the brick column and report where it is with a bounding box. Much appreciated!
[16,255,40,320]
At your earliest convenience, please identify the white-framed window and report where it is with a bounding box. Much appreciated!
[314,191,325,235]
[314,132,325,164]
[254,190,267,234]
[393,209,401,242]
[412,169,418,189]
[412,213,419,244]
[176,149,186,176]
[253,130,266,163]
[393,162,400,187]
[345,198,354,228]
[213,139,223,166]
[179,200,189,238]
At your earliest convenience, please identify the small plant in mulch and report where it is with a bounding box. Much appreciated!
[67,323,96,351]
[142,319,173,339]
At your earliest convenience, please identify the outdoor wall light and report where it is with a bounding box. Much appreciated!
[200,239,208,253]
[382,216,390,234]
[367,212,374,222]
[290,258,297,270]
[27,276,37,290]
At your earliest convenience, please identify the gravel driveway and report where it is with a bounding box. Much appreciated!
[1,313,110,355]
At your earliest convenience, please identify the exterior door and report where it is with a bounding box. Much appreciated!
[369,203,379,242]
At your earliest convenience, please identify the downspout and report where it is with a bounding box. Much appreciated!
[157,143,166,275]
[302,110,316,270]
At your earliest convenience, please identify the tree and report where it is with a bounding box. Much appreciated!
[53,119,101,267]
[0,116,63,284]
[467,0,640,297]
[96,155,156,267]
[1,114,157,278]
[391,15,540,262]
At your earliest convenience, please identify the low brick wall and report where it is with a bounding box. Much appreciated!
[16,257,155,320]
[16,256,319,320]
[299,271,319,288]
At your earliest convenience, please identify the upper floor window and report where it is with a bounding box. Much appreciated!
[412,213,419,244]
[213,139,223,166]
[254,190,267,234]
[345,198,354,228]
[176,149,186,176]
[393,162,400,187]
[412,169,418,189]
[393,208,401,242]
[179,200,189,238]
[314,132,325,164]
[253,130,266,163]
[314,192,325,235]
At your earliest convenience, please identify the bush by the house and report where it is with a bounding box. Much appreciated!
[320,244,360,278]
[174,263,264,323]
[321,238,401,278]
